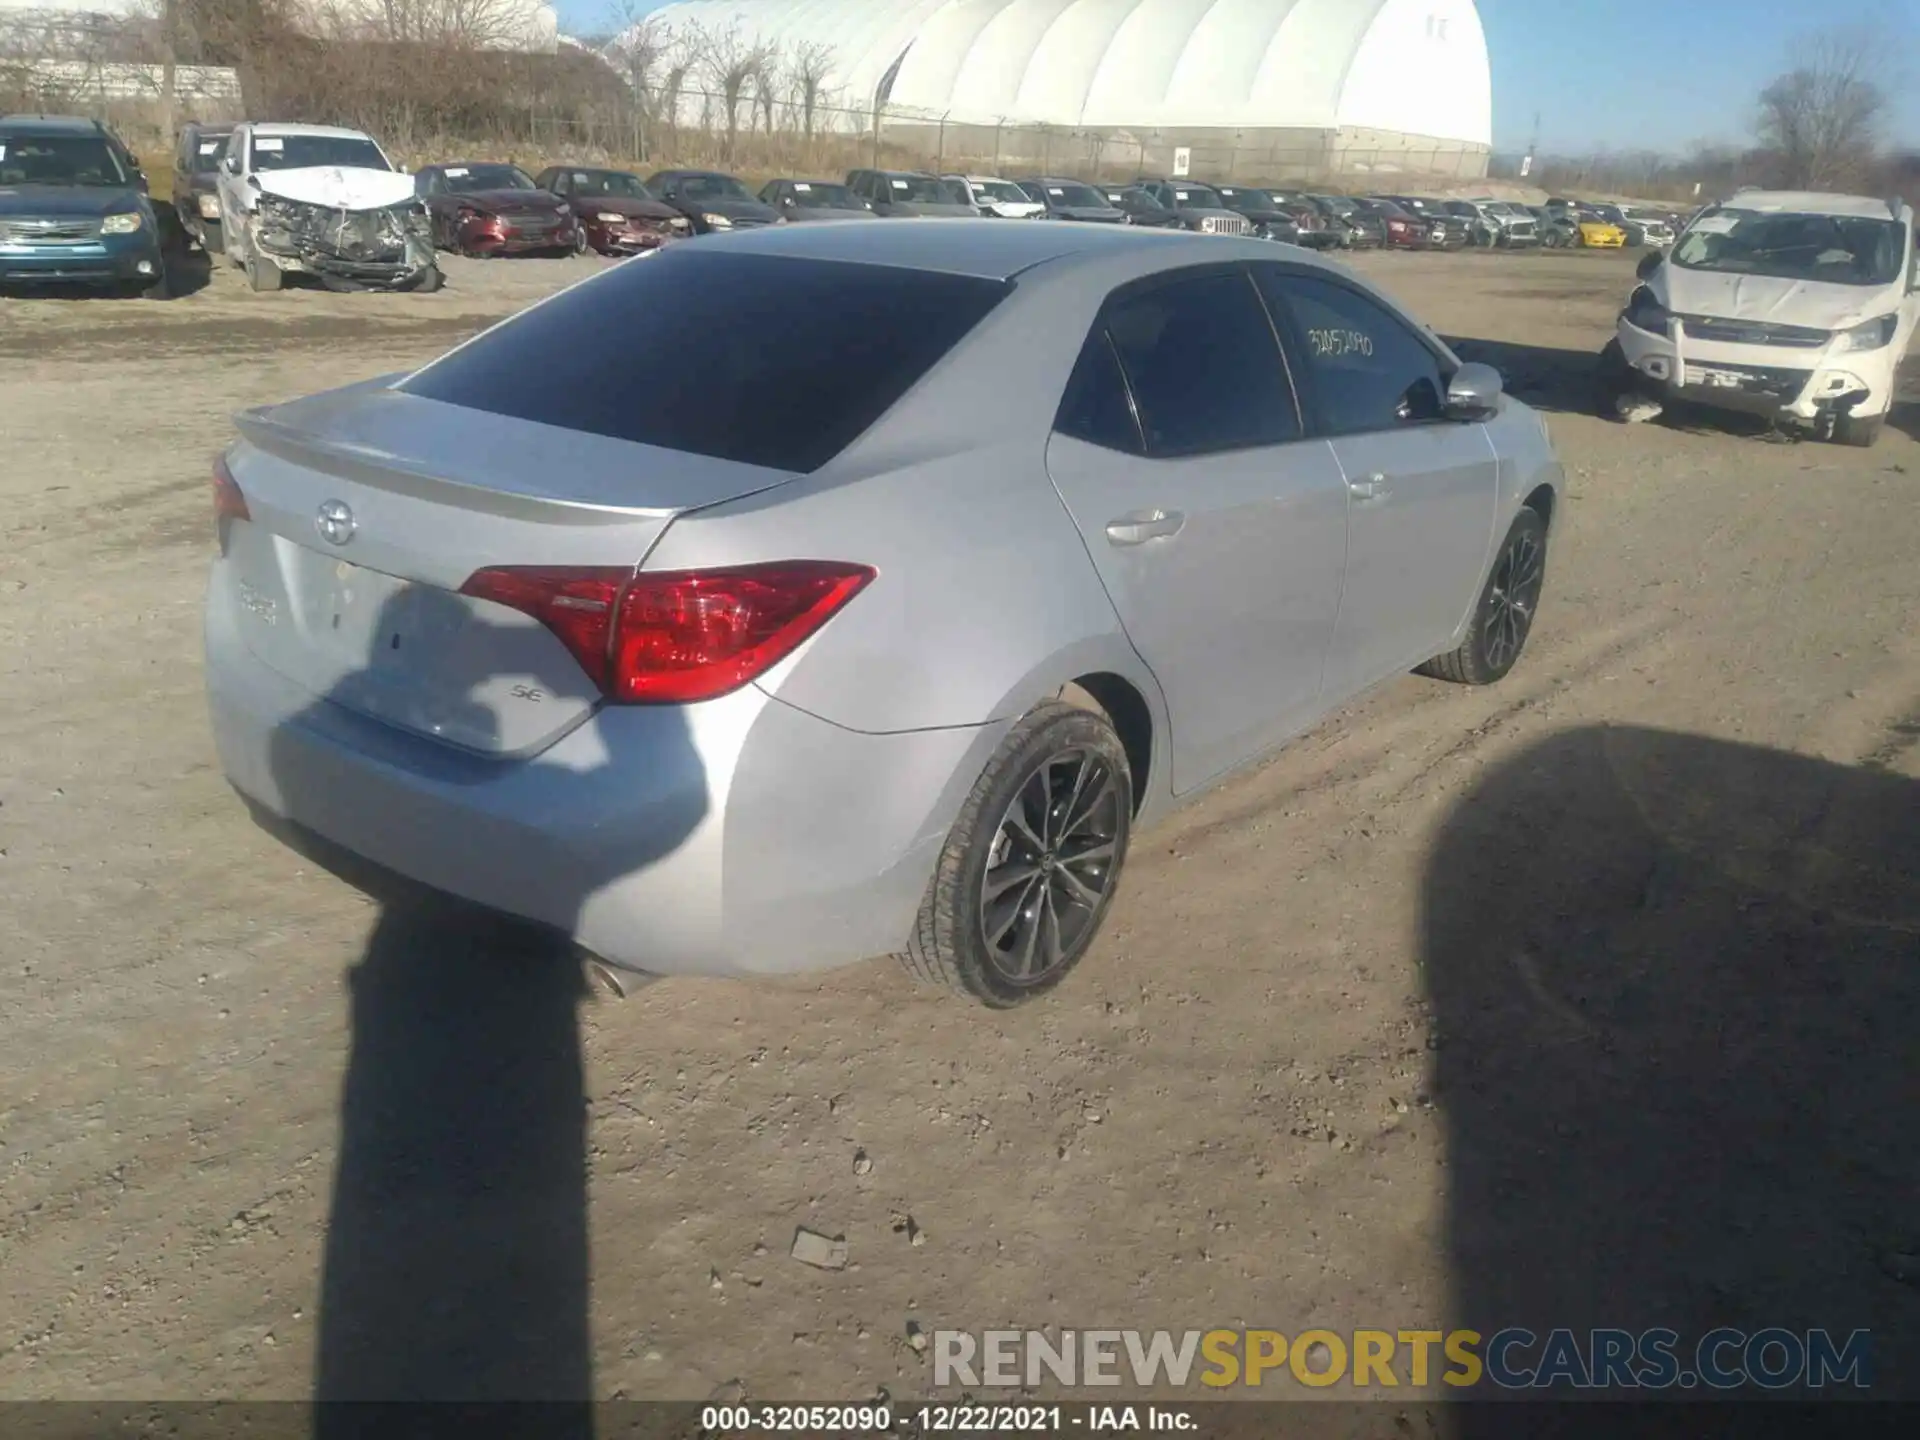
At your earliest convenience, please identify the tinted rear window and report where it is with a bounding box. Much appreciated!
[400,250,1011,473]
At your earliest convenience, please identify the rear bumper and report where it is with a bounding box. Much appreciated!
[205,561,995,977]
[1615,317,1893,424]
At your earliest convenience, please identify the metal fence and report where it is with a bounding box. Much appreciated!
[515,86,1496,190]
[6,45,1510,196]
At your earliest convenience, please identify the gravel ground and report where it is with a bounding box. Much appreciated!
[2,243,1918,1414]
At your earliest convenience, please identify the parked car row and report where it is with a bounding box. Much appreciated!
[4,107,1702,305]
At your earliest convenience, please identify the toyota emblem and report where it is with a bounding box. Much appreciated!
[315,499,356,546]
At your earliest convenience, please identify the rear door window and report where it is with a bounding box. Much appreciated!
[399,250,1012,474]
[1055,329,1142,455]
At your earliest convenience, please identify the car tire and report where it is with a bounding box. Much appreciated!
[246,254,282,292]
[201,224,224,256]
[408,265,446,294]
[1831,411,1884,448]
[900,699,1132,1009]
[1418,506,1549,687]
[573,227,591,256]
[1595,338,1635,415]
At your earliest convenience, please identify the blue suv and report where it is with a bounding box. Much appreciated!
[0,115,170,298]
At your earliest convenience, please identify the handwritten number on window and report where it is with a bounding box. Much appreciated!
[1307,327,1374,359]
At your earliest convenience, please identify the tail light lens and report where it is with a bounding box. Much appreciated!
[460,561,875,705]
[211,454,250,538]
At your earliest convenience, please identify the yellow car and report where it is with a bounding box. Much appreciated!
[1577,217,1627,247]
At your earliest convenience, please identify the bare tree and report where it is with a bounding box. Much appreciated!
[1755,31,1889,189]
[752,46,781,136]
[700,21,769,162]
[788,39,833,139]
[605,4,665,111]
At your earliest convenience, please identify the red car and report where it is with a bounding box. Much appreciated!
[414,162,580,257]
[533,165,691,256]
[1353,197,1433,250]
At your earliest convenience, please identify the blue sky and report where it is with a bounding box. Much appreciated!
[554,0,1919,157]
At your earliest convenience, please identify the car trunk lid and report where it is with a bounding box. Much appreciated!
[221,379,797,757]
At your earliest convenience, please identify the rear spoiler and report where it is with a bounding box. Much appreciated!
[232,406,677,525]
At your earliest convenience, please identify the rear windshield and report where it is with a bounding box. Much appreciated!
[399,251,1012,473]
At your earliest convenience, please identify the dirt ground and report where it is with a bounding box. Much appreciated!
[3,243,1918,1415]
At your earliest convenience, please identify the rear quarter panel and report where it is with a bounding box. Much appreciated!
[640,445,1156,739]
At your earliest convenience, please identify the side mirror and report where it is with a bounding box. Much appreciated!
[221,154,239,176]
[1445,362,1504,421]
[1635,251,1662,281]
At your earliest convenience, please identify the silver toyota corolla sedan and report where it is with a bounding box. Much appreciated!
[205,219,1563,1007]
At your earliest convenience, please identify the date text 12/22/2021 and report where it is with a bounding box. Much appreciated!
[698,1405,1199,1433]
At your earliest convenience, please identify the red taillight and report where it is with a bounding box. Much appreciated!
[460,566,625,692]
[212,455,250,526]
[460,561,876,705]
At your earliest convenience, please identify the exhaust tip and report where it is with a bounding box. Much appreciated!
[583,957,655,1001]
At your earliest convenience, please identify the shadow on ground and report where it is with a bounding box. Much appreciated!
[1422,724,1920,1416]
[1442,337,1608,418]
[235,585,707,1424]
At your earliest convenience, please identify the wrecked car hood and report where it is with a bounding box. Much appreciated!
[1656,267,1890,332]
[255,166,415,211]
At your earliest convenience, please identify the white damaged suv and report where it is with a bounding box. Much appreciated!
[1603,191,1918,446]
[216,122,440,293]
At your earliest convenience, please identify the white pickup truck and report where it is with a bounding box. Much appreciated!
[216,122,440,293]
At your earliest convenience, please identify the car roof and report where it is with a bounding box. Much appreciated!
[650,168,739,180]
[248,123,374,139]
[1718,190,1906,220]
[703,213,1327,281]
[0,114,108,135]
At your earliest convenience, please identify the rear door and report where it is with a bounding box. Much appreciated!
[1044,264,1350,794]
[1253,265,1499,701]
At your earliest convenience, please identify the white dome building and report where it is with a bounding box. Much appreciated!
[632,0,1491,176]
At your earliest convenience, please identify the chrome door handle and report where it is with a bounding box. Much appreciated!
[1348,473,1391,502]
[1104,509,1186,546]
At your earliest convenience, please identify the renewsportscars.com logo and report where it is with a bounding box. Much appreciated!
[933,1328,1873,1391]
